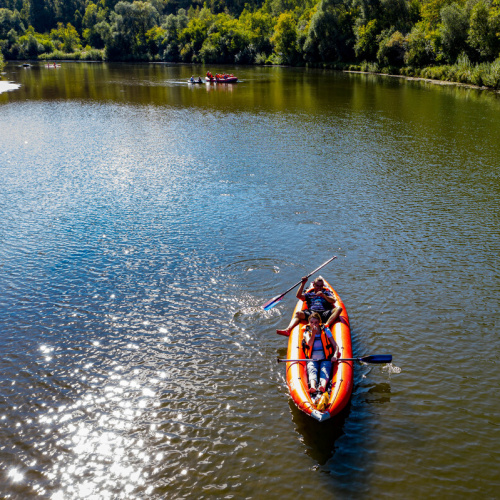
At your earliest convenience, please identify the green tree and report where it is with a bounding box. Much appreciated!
[82,2,107,48]
[161,10,188,60]
[379,0,410,31]
[178,6,212,61]
[106,1,159,59]
[51,0,86,29]
[352,0,383,26]
[420,0,455,29]
[405,22,436,65]
[20,0,30,27]
[377,29,406,66]
[264,0,307,17]
[29,0,56,33]
[145,25,165,56]
[355,18,379,60]
[303,0,355,63]
[271,11,299,64]
[0,8,25,39]
[239,8,273,55]
[18,25,43,57]
[439,2,469,62]
[468,0,500,60]
[198,13,253,63]
[50,22,81,52]
[163,0,196,16]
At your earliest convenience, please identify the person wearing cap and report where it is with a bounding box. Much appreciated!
[276,276,342,337]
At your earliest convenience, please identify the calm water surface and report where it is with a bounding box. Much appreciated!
[0,63,499,499]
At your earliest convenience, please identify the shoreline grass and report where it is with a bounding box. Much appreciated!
[346,55,500,91]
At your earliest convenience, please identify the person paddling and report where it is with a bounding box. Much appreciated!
[303,312,339,393]
[276,276,342,336]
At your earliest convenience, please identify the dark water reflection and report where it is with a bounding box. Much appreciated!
[1,62,499,498]
[290,403,350,465]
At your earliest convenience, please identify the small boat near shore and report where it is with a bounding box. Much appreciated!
[283,277,353,422]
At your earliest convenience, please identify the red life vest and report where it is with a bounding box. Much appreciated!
[303,326,335,360]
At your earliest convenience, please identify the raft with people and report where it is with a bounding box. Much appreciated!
[206,71,238,83]
[281,277,353,422]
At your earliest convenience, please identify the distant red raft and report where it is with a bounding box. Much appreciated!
[206,72,238,83]
[285,277,353,422]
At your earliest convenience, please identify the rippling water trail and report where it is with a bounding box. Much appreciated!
[1,63,499,498]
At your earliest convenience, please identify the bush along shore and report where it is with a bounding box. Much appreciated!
[1,0,500,90]
[347,54,500,90]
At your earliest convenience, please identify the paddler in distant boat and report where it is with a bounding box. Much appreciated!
[302,312,339,394]
[276,276,342,336]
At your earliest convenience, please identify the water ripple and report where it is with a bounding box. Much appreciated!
[1,65,499,499]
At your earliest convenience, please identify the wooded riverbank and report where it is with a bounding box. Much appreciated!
[2,0,500,89]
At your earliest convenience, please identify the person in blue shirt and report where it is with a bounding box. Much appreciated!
[276,276,342,336]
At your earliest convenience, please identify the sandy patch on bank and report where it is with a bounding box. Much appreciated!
[0,81,21,94]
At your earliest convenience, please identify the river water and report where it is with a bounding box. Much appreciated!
[0,62,498,499]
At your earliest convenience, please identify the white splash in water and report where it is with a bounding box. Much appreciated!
[383,363,402,374]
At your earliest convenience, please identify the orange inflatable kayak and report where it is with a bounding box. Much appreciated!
[285,277,353,422]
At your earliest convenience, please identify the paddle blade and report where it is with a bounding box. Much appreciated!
[262,294,284,311]
[359,355,392,364]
